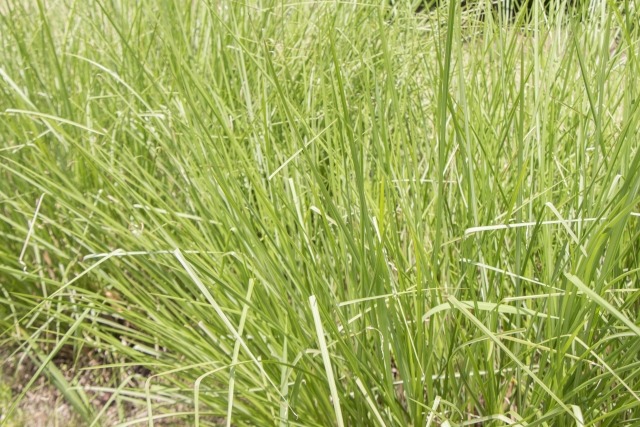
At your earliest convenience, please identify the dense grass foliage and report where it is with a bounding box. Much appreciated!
[2,1,640,426]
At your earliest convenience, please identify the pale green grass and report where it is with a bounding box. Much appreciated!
[1,0,640,426]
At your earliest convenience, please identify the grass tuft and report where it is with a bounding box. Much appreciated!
[2,0,640,426]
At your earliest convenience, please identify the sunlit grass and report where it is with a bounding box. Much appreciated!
[2,0,640,426]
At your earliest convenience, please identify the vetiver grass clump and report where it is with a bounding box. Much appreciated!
[1,1,640,426]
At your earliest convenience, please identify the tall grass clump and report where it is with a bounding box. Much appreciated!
[1,0,640,425]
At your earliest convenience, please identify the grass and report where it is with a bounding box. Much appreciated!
[1,0,640,425]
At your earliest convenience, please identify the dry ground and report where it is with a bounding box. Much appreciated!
[0,347,186,427]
